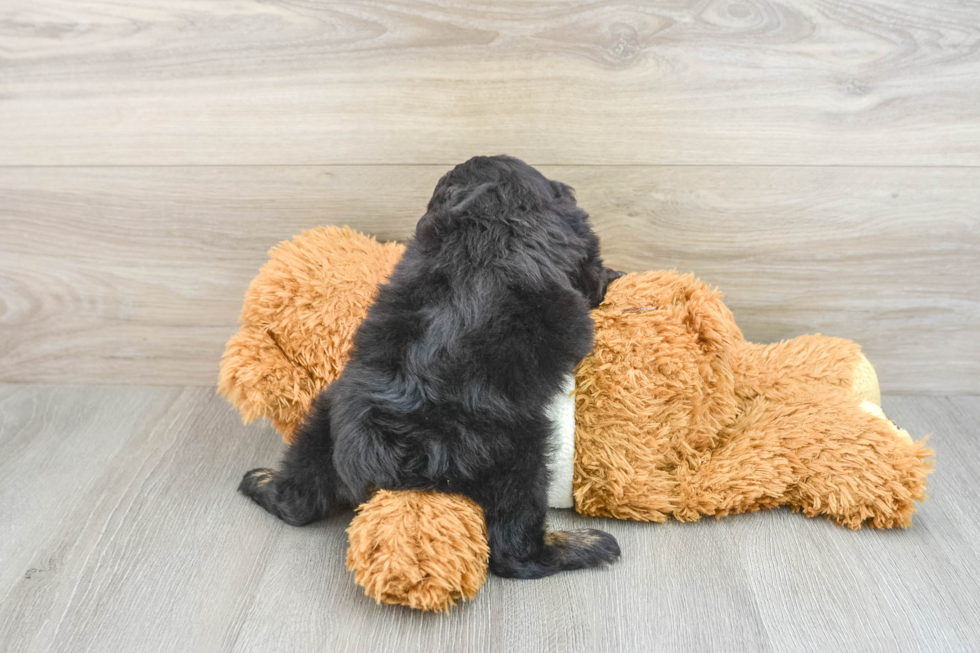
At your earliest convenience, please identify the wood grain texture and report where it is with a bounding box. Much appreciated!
[0,385,285,653]
[2,165,977,392]
[0,385,976,652]
[1,0,979,165]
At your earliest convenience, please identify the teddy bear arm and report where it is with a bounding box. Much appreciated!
[218,324,319,441]
[675,402,794,522]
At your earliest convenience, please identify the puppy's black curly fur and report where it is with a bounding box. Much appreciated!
[241,156,621,578]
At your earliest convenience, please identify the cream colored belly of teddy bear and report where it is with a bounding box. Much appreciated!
[545,374,577,509]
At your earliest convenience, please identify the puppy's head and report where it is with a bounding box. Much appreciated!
[417,155,620,308]
[423,155,559,213]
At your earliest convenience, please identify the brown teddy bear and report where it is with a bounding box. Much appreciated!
[220,226,933,612]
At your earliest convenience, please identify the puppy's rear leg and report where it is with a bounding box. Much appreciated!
[482,484,620,579]
[239,392,345,526]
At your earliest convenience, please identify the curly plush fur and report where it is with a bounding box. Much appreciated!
[346,490,489,611]
[219,227,405,441]
[572,271,933,528]
[239,156,622,578]
[224,224,933,611]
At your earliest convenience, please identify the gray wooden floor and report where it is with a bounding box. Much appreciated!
[0,385,977,653]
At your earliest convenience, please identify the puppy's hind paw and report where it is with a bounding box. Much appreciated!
[546,528,621,571]
[239,467,276,498]
[239,468,284,519]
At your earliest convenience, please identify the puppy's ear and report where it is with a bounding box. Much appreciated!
[416,181,498,241]
[446,182,495,215]
[415,210,438,241]
[599,266,624,298]
[573,259,622,309]
[550,180,576,203]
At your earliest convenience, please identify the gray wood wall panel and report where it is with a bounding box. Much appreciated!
[1,0,978,166]
[2,166,977,392]
[1,1,977,391]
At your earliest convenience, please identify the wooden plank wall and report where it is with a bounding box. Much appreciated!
[1,0,978,392]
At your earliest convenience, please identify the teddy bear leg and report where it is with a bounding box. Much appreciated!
[731,336,880,406]
[773,392,932,529]
[683,392,932,528]
[239,393,347,526]
[851,354,881,406]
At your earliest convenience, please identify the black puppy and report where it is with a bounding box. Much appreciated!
[241,155,621,578]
